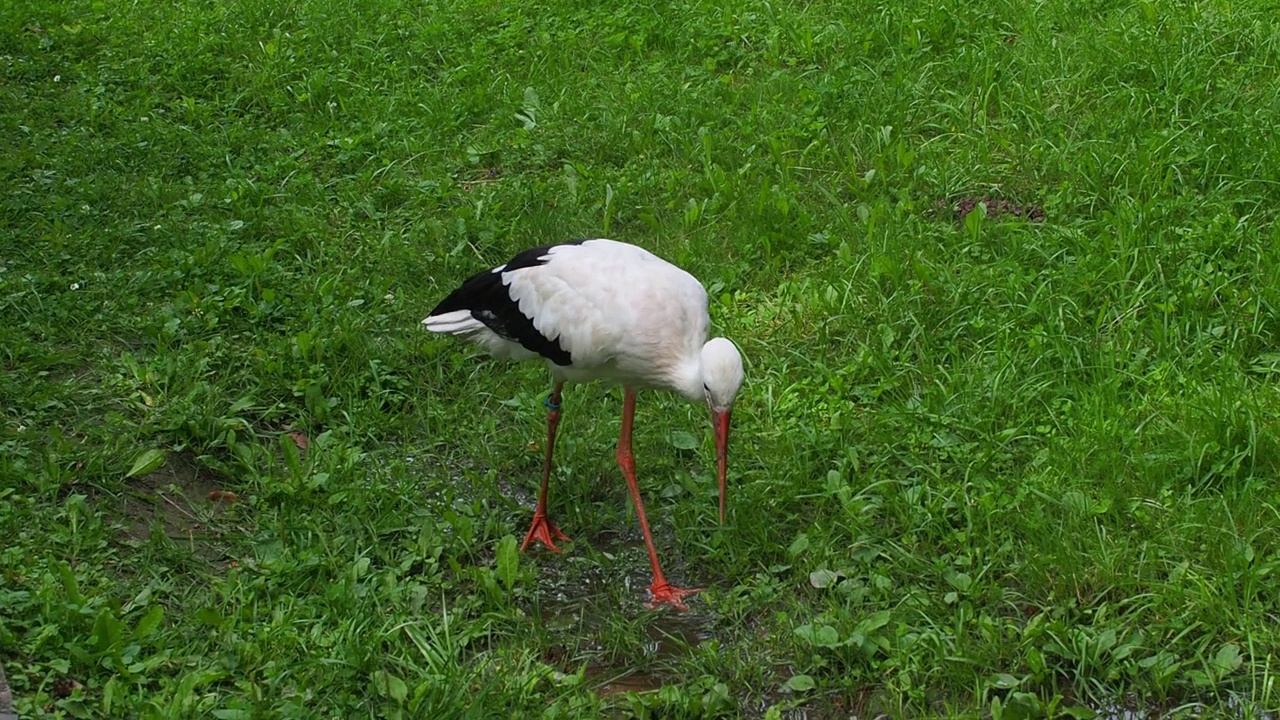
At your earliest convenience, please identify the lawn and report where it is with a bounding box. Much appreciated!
[3,0,1280,716]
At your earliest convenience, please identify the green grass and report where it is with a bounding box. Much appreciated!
[3,0,1280,716]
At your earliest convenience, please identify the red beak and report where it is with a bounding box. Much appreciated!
[714,409,730,524]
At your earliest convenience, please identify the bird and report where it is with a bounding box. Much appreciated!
[423,238,744,610]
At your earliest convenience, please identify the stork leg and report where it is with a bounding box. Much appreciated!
[521,382,570,553]
[617,387,700,611]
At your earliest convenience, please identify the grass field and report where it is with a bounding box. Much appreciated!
[3,0,1280,716]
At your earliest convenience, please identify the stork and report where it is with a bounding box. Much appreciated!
[423,238,744,610]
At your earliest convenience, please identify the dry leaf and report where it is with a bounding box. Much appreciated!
[208,490,238,503]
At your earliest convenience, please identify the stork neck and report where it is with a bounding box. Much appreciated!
[671,356,705,403]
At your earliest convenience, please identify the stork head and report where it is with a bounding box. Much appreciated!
[700,337,744,412]
[699,337,743,524]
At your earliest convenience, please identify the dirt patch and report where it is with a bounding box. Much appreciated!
[940,196,1046,223]
[113,452,239,566]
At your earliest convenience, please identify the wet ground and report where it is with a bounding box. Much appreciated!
[397,450,1278,718]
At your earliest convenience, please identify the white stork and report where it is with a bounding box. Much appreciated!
[423,238,744,610]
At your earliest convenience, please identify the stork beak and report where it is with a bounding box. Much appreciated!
[714,409,731,524]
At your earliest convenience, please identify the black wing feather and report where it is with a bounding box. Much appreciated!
[429,240,590,366]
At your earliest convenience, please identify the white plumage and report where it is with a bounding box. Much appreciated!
[425,239,714,394]
[424,238,744,610]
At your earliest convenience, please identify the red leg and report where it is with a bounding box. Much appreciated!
[617,388,700,610]
[521,382,570,553]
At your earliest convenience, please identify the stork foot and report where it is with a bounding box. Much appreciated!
[646,581,700,611]
[520,512,569,553]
